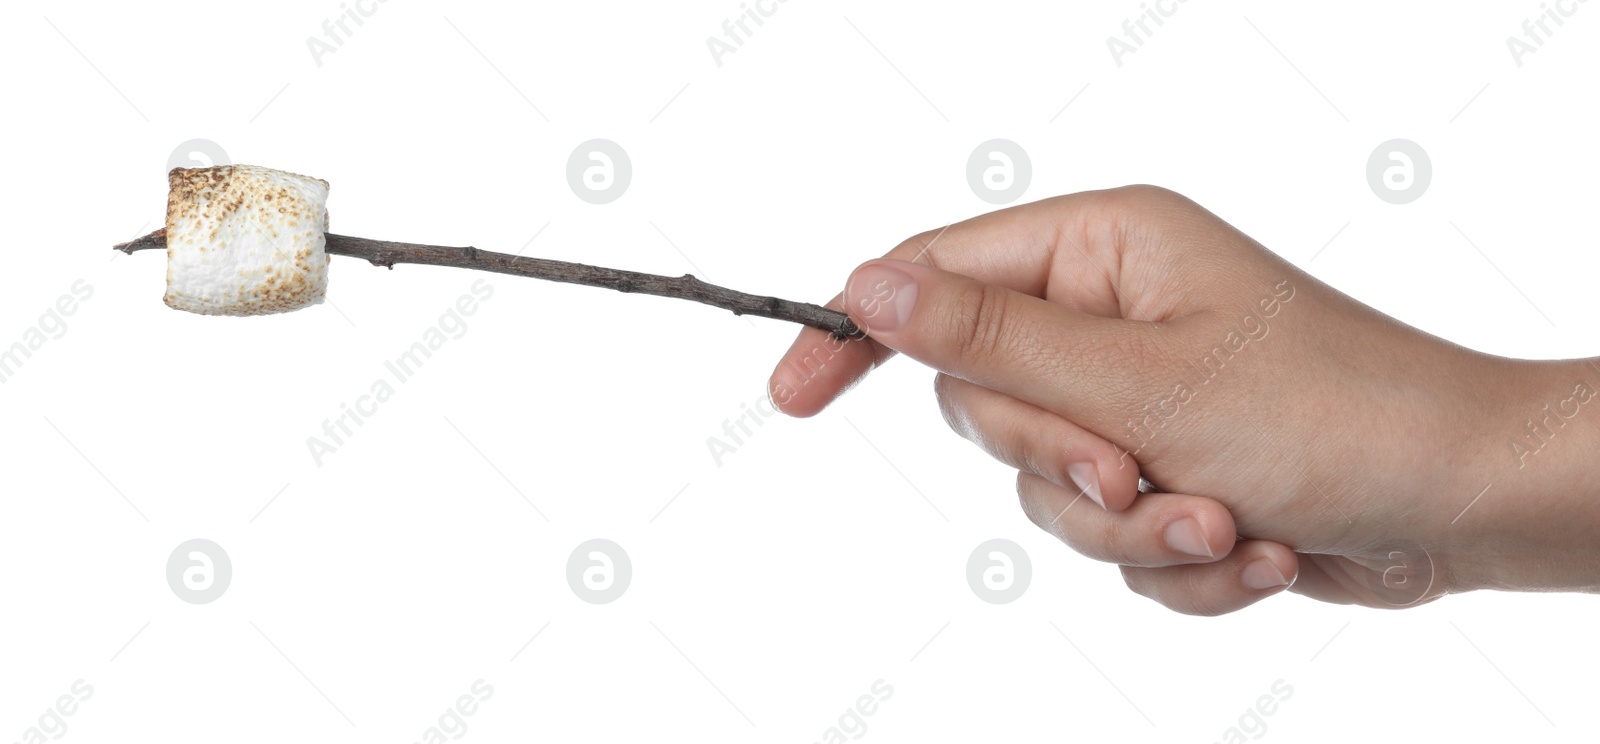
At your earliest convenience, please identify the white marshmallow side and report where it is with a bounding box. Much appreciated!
[164,165,331,316]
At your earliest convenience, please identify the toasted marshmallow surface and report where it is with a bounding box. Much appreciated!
[164,165,331,316]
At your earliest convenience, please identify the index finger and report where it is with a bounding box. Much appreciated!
[768,191,1124,417]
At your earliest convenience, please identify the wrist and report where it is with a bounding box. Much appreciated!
[1452,357,1600,593]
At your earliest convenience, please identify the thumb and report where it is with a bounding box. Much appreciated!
[843,258,1179,432]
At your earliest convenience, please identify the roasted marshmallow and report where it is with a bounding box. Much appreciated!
[163,165,331,316]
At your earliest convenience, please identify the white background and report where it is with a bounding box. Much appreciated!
[2,1,1597,742]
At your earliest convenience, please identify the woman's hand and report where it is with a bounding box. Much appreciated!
[767,186,1600,615]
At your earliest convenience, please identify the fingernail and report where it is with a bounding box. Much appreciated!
[1241,558,1290,590]
[1164,518,1214,559]
[844,262,918,333]
[765,380,783,416]
[1067,462,1106,510]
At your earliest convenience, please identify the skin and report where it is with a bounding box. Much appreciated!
[766,185,1600,616]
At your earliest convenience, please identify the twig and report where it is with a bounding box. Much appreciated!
[113,229,863,339]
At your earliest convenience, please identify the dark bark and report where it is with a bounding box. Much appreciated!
[114,229,863,339]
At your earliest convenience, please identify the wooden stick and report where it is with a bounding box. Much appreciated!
[114,229,863,339]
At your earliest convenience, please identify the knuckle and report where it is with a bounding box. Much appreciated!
[952,282,1011,363]
[932,374,961,431]
[1018,474,1076,543]
[1169,570,1231,617]
[1014,435,1048,485]
[1120,565,1152,596]
[1017,473,1052,531]
[1178,603,1231,618]
[1092,186,1207,264]
[1120,566,1233,616]
[1091,516,1134,566]
[1107,184,1193,212]
[890,229,946,266]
